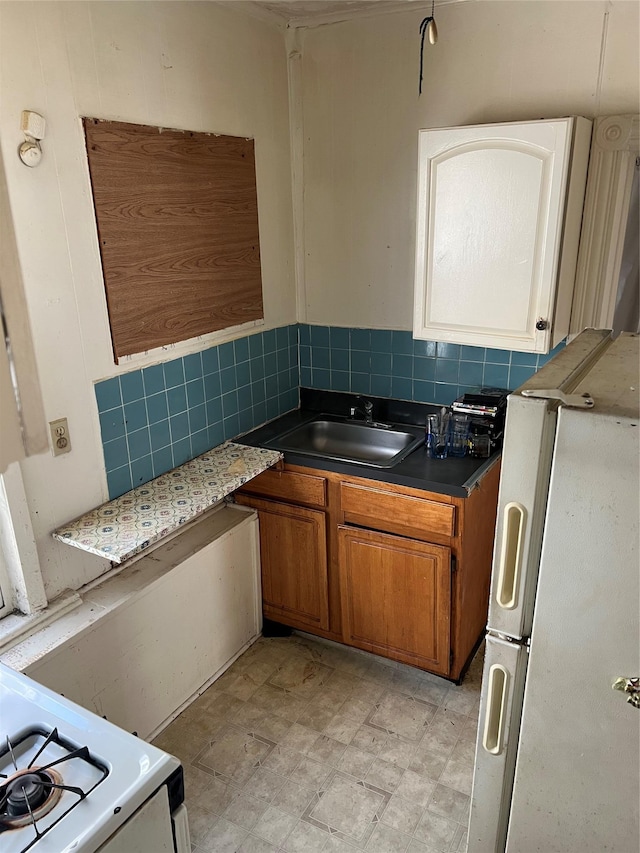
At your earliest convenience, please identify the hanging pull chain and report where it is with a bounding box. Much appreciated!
[419,0,438,95]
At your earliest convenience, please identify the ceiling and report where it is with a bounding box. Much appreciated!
[243,0,447,28]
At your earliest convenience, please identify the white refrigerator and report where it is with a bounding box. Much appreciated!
[468,329,639,853]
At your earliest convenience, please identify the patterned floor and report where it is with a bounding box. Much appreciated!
[153,634,482,853]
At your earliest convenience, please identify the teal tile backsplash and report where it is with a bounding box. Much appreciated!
[95,321,563,499]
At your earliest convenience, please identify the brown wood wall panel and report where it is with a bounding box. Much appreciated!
[83,119,264,360]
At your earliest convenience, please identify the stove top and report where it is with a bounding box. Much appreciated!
[0,663,181,853]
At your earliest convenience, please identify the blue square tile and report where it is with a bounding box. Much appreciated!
[331,348,350,372]
[285,387,299,411]
[484,348,511,365]
[330,327,350,349]
[188,403,207,433]
[459,361,484,387]
[413,380,435,403]
[163,359,185,388]
[124,399,148,431]
[391,376,412,400]
[218,342,235,369]
[483,363,510,387]
[289,367,300,390]
[433,383,458,405]
[277,370,292,395]
[147,392,169,424]
[509,365,537,390]
[312,347,330,370]
[186,378,205,408]
[120,371,144,404]
[289,345,299,369]
[172,438,192,467]
[236,361,251,387]
[206,397,223,425]
[299,367,312,387]
[371,374,392,397]
[127,427,151,461]
[142,364,165,396]
[436,359,459,384]
[414,357,436,381]
[289,324,298,346]
[208,422,224,448]
[191,428,210,457]
[131,454,154,488]
[251,380,266,404]
[183,352,203,381]
[204,372,222,399]
[265,374,278,398]
[266,397,280,420]
[249,334,264,359]
[300,345,311,368]
[393,354,413,378]
[107,465,133,500]
[331,371,350,392]
[371,329,392,352]
[220,366,237,394]
[299,324,311,346]
[150,419,171,451]
[351,350,370,373]
[392,331,413,355]
[351,373,371,395]
[510,351,538,367]
[312,368,330,389]
[413,339,436,357]
[263,329,277,353]
[237,385,252,412]
[103,436,129,472]
[167,386,187,416]
[276,326,289,351]
[461,345,485,362]
[238,409,254,434]
[277,349,289,373]
[234,336,250,363]
[250,357,265,381]
[253,401,267,425]
[371,352,392,375]
[223,414,240,440]
[202,347,220,375]
[436,342,461,359]
[152,446,174,478]
[95,377,122,412]
[169,412,190,442]
[263,353,277,380]
[222,390,239,417]
[99,408,125,442]
[310,325,330,347]
[351,328,371,351]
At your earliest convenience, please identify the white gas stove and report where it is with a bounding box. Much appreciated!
[0,663,189,853]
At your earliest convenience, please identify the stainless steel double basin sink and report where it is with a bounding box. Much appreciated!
[266,416,423,468]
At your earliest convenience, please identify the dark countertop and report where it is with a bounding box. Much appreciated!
[236,390,501,498]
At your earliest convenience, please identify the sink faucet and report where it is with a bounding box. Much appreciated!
[350,397,374,424]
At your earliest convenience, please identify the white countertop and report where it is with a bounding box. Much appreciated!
[52,441,282,564]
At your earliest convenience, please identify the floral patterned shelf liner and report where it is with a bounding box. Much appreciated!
[53,442,282,564]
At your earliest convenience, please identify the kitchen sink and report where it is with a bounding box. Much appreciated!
[266,417,423,468]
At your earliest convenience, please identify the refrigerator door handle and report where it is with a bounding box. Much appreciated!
[482,664,510,754]
[496,502,527,610]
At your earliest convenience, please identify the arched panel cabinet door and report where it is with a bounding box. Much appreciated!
[413,118,592,354]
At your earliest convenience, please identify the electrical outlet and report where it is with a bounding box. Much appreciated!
[49,417,72,456]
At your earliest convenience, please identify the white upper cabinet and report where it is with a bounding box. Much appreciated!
[413,118,592,353]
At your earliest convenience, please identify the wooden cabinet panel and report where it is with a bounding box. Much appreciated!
[340,481,455,540]
[235,494,329,631]
[338,525,451,675]
[238,467,326,508]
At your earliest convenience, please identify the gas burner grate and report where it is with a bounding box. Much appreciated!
[0,728,109,853]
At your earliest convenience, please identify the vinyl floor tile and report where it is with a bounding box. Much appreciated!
[156,634,482,853]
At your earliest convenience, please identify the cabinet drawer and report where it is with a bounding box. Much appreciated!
[237,467,327,508]
[340,482,455,540]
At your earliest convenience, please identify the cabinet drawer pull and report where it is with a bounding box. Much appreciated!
[482,664,509,754]
[496,502,526,610]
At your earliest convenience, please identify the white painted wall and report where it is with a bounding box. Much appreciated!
[299,0,640,329]
[0,2,295,600]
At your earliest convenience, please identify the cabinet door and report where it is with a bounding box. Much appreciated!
[413,118,591,353]
[338,525,451,675]
[238,495,329,632]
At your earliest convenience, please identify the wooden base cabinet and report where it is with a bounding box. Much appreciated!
[236,459,500,681]
[338,526,451,676]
